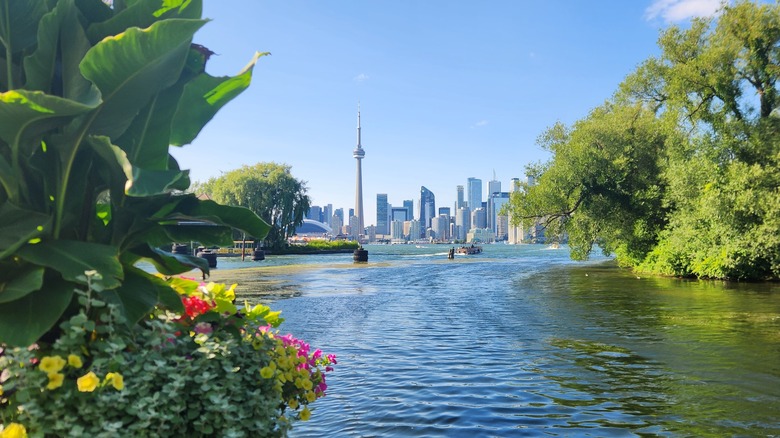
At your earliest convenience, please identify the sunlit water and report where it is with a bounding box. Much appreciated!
[222,244,780,437]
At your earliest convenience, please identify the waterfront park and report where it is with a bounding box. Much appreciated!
[2,1,780,437]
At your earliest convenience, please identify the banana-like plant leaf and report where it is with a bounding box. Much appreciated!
[0,278,74,346]
[163,223,235,247]
[157,196,270,240]
[86,0,202,44]
[0,0,48,56]
[17,240,123,289]
[126,167,190,197]
[80,18,206,138]
[85,135,133,195]
[0,90,97,150]
[134,245,208,276]
[100,266,171,325]
[0,202,51,259]
[171,52,266,146]
[23,0,69,92]
[60,1,101,106]
[0,267,44,303]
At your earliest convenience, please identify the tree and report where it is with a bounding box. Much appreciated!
[508,0,780,280]
[197,163,311,250]
[508,102,669,265]
[628,0,780,279]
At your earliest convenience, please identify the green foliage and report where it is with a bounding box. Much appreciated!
[508,103,669,265]
[508,0,780,280]
[0,0,270,346]
[289,240,359,252]
[196,163,311,251]
[0,274,336,436]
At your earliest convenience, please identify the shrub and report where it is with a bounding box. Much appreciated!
[0,273,336,437]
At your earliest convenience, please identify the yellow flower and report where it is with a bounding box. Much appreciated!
[0,422,28,438]
[299,406,311,422]
[67,354,83,369]
[288,399,299,410]
[104,372,124,391]
[0,384,3,396]
[302,379,313,390]
[39,356,66,374]
[76,371,99,392]
[46,373,64,390]
[260,366,275,379]
[306,391,316,402]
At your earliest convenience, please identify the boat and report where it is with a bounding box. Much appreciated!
[455,245,483,255]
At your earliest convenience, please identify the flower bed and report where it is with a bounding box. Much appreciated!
[0,273,335,437]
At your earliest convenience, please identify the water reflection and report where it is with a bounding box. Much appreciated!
[250,245,780,437]
[530,262,780,436]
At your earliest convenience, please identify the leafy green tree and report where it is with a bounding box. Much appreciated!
[0,0,269,345]
[626,0,780,279]
[197,163,311,250]
[509,0,780,280]
[508,102,669,265]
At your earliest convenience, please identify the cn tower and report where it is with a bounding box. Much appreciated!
[353,106,365,236]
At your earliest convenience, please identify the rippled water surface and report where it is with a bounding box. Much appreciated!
[231,244,780,437]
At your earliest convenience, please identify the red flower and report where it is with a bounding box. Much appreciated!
[182,295,213,318]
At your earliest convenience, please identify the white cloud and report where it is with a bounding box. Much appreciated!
[471,120,489,129]
[353,73,369,83]
[645,0,724,23]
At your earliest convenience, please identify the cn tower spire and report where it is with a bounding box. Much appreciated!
[353,104,365,239]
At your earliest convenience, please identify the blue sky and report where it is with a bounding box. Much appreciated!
[172,0,725,227]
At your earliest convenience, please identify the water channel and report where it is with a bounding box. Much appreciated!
[223,244,780,437]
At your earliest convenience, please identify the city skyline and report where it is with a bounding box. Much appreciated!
[172,1,727,229]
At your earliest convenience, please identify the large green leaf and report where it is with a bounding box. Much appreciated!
[0,202,51,259]
[85,135,133,196]
[170,52,266,146]
[86,0,202,44]
[0,90,97,152]
[126,167,190,196]
[17,240,123,289]
[23,0,69,92]
[0,278,74,346]
[0,267,44,303]
[163,223,235,247]
[157,196,271,240]
[0,0,48,56]
[60,0,101,106]
[100,266,165,325]
[80,18,206,138]
[132,244,208,276]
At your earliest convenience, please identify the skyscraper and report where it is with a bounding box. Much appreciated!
[323,204,333,228]
[456,207,470,241]
[467,177,482,211]
[403,199,414,221]
[488,192,510,232]
[376,193,389,235]
[456,185,465,209]
[488,172,501,198]
[419,186,435,238]
[353,107,365,236]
